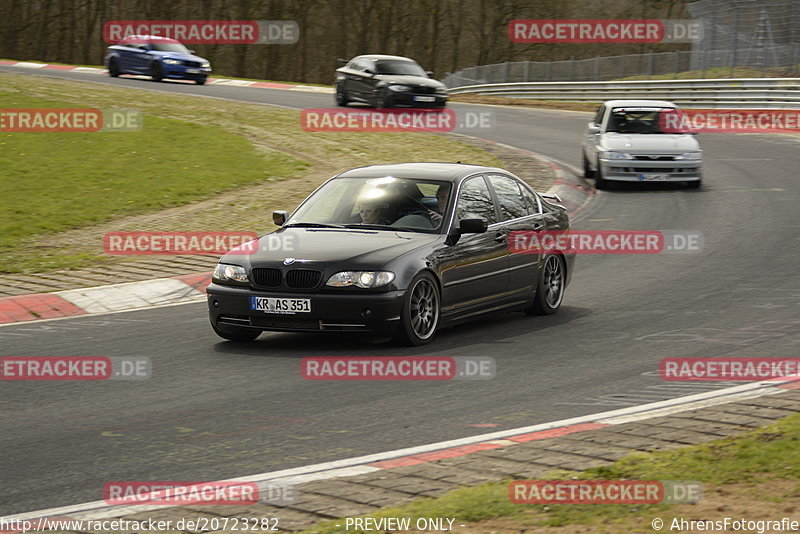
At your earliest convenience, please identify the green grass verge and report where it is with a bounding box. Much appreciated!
[0,93,305,272]
[302,413,800,533]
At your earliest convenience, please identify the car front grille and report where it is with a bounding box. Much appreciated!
[286,269,322,289]
[251,268,282,288]
[249,315,321,330]
[413,86,438,95]
[634,155,676,161]
[183,60,203,67]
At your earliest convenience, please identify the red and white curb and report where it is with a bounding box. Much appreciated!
[0,60,333,93]
[0,273,211,324]
[2,376,797,528]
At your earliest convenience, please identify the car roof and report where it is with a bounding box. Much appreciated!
[352,54,418,62]
[336,162,507,182]
[122,35,181,44]
[604,99,677,108]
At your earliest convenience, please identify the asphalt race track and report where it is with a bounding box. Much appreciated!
[2,65,799,515]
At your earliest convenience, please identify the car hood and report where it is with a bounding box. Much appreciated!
[150,51,209,63]
[376,75,445,89]
[221,227,439,269]
[601,133,699,153]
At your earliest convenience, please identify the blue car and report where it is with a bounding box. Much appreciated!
[104,35,212,85]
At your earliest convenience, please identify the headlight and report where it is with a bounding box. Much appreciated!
[163,59,181,65]
[387,85,411,92]
[326,271,395,288]
[435,87,447,94]
[213,263,249,283]
[604,151,634,160]
[675,152,701,160]
[201,62,211,68]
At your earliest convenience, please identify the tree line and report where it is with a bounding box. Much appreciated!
[0,0,693,84]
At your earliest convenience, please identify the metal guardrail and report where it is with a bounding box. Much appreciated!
[448,78,800,109]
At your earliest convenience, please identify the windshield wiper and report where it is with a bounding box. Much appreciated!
[283,222,346,229]
[343,224,395,230]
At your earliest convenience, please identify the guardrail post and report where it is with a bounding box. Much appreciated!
[594,56,600,80]
[523,61,530,82]
[647,52,654,80]
[546,61,551,81]
[673,51,679,76]
[503,61,510,83]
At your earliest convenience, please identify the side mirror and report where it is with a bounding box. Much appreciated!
[445,218,488,246]
[337,58,349,64]
[189,49,196,54]
[272,210,288,226]
[587,124,601,135]
[458,218,488,234]
[425,70,434,77]
[364,68,374,75]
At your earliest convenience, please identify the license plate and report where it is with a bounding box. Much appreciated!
[186,68,200,74]
[250,297,311,314]
[639,173,669,182]
[414,96,436,102]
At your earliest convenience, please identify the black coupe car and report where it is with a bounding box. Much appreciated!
[334,55,448,108]
[207,163,574,345]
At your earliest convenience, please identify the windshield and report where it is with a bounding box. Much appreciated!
[374,60,427,77]
[607,107,676,134]
[286,176,452,233]
[150,42,191,54]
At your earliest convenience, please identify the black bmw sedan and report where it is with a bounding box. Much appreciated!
[334,55,448,108]
[207,163,575,345]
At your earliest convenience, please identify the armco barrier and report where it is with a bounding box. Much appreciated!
[448,78,800,109]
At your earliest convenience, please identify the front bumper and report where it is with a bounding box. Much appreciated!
[164,65,211,80]
[600,158,702,183]
[207,282,405,335]
[386,92,447,107]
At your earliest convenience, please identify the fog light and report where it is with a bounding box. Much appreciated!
[362,308,372,318]
[213,300,220,308]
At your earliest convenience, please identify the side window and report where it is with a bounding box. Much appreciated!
[594,105,606,126]
[456,176,496,225]
[519,184,540,215]
[487,174,528,221]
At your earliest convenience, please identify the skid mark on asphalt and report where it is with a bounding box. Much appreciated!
[556,372,739,407]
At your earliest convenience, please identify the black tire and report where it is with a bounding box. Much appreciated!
[373,89,389,109]
[525,255,566,316]
[582,152,595,179]
[394,272,440,346]
[335,85,349,107]
[108,58,120,77]
[594,157,609,190]
[686,179,702,189]
[195,77,207,85]
[211,321,261,342]
[150,62,163,82]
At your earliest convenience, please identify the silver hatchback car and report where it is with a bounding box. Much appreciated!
[582,99,702,189]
